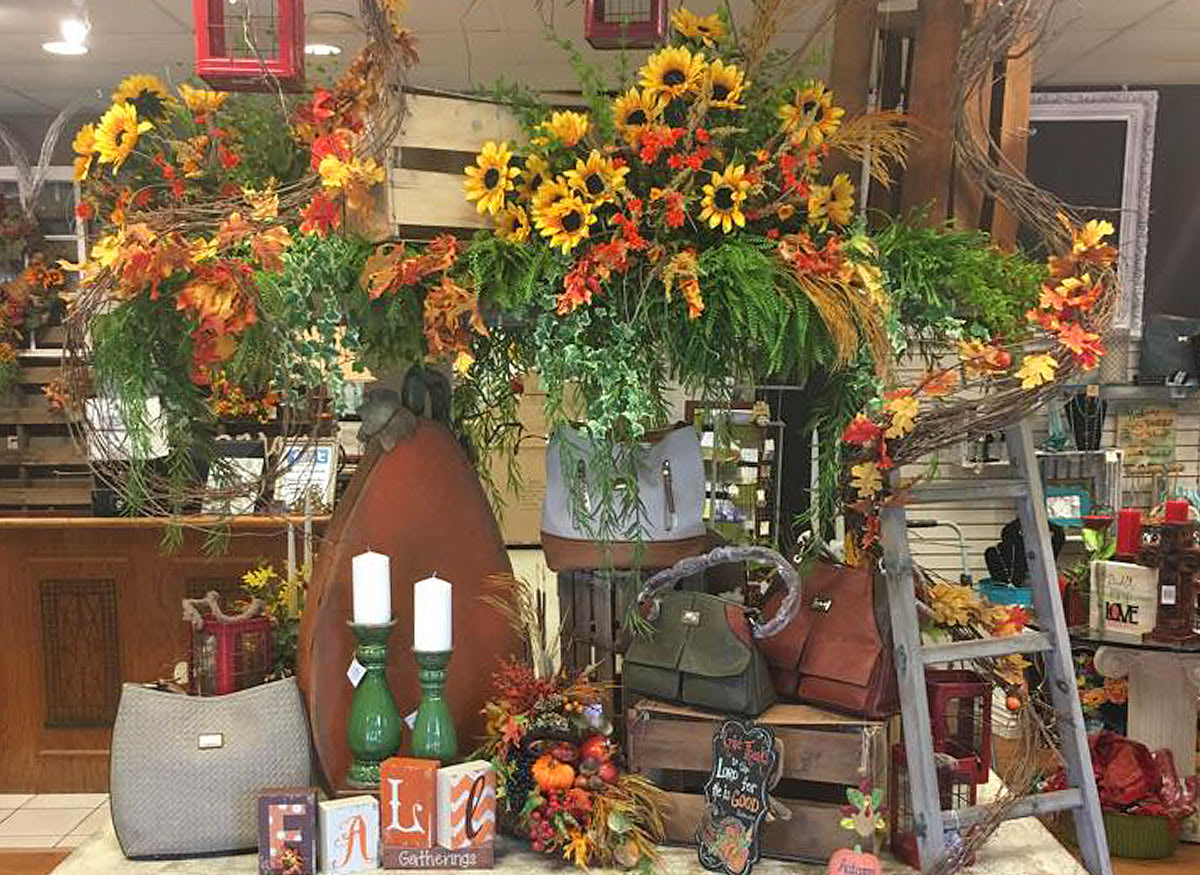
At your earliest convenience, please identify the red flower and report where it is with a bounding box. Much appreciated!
[612,213,647,250]
[217,145,240,170]
[300,193,342,236]
[694,127,710,143]
[75,201,94,220]
[664,191,685,228]
[842,414,883,446]
[310,129,353,170]
[637,126,685,163]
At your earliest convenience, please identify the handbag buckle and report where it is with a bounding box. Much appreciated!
[681,609,701,626]
[198,733,224,750]
[811,595,832,613]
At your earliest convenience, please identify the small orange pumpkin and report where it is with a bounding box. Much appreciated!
[532,753,576,791]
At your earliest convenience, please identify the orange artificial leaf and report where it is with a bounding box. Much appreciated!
[216,211,253,249]
[252,225,292,272]
[921,369,959,398]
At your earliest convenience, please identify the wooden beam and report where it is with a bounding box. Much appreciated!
[899,0,966,224]
[952,0,994,229]
[828,0,879,180]
[991,26,1036,249]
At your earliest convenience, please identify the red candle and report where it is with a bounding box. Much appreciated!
[1165,499,1191,523]
[1116,508,1142,557]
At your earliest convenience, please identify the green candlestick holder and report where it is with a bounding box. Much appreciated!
[411,649,456,761]
[345,621,404,788]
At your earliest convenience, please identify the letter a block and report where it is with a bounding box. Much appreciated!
[318,795,379,874]
[436,761,496,851]
[257,787,318,874]
[380,757,440,852]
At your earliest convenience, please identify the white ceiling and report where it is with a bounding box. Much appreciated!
[0,0,1198,115]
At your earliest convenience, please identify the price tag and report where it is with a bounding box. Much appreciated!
[405,709,418,730]
[1162,585,1177,606]
[346,658,366,688]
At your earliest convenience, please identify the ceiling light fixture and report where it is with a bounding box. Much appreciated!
[304,42,342,56]
[43,16,90,55]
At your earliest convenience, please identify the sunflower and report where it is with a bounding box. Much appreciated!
[807,172,855,226]
[535,195,596,253]
[518,153,552,201]
[178,83,228,121]
[612,88,660,144]
[463,140,518,215]
[531,176,571,216]
[112,74,174,122]
[705,59,746,110]
[699,164,750,233]
[564,150,629,206]
[539,111,589,148]
[494,204,531,243]
[94,103,153,173]
[776,81,846,147]
[639,47,705,101]
[670,8,725,47]
[71,124,95,181]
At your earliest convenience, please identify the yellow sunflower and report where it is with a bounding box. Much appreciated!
[518,153,552,201]
[531,176,571,217]
[494,204,531,243]
[71,123,95,181]
[699,163,750,233]
[178,83,228,119]
[807,172,855,226]
[705,59,746,110]
[612,88,660,144]
[535,195,596,254]
[639,46,705,101]
[94,103,153,173]
[539,111,589,148]
[463,140,518,215]
[564,150,629,206]
[670,8,725,47]
[112,74,174,122]
[776,81,846,147]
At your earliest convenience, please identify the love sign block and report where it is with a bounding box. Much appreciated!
[318,795,379,874]
[257,787,318,875]
[696,720,777,875]
[381,757,439,851]
[436,761,496,851]
[828,848,882,875]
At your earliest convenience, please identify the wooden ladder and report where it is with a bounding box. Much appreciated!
[881,418,1111,874]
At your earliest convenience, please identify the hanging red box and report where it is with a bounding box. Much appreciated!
[583,0,667,49]
[926,668,993,785]
[193,0,305,92]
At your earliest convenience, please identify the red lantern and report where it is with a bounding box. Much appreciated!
[926,668,993,785]
[889,744,977,871]
[584,0,667,49]
[193,0,305,92]
[186,593,273,695]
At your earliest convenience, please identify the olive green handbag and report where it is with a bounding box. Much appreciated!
[623,546,800,717]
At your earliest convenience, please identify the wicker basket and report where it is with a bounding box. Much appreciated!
[1056,810,1181,860]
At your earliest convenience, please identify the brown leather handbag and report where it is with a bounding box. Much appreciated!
[756,561,899,719]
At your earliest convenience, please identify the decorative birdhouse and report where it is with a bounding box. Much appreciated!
[889,744,977,871]
[926,668,992,785]
[583,0,667,49]
[184,591,273,695]
[193,0,306,92]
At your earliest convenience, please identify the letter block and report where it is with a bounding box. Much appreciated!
[380,757,440,851]
[257,787,318,875]
[318,795,379,874]
[436,760,496,851]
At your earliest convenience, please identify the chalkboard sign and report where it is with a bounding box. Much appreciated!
[696,720,778,875]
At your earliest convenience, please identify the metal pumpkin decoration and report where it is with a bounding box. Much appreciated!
[192,0,305,91]
[583,0,666,49]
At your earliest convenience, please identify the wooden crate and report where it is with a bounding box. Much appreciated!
[627,699,888,863]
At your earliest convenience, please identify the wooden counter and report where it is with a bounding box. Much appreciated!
[0,515,322,792]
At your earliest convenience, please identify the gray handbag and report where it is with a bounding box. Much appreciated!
[110,677,312,859]
[541,423,708,570]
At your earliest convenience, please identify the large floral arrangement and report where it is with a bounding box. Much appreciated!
[0,254,66,393]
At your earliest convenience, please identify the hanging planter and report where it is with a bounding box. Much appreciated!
[192,0,305,92]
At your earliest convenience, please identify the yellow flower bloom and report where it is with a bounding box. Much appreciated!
[705,59,746,110]
[453,350,475,376]
[112,74,174,121]
[71,123,95,181]
[851,461,883,499]
[178,83,228,119]
[564,150,629,206]
[94,103,153,173]
[1016,353,1058,390]
[808,172,855,226]
[539,111,589,148]
[639,46,705,101]
[534,194,596,254]
[612,88,660,144]
[242,565,276,593]
[463,140,518,216]
[671,8,725,47]
[777,80,845,147]
[884,392,919,438]
[531,176,571,216]
[1073,219,1114,254]
[699,163,750,233]
[517,153,552,202]
[494,204,531,243]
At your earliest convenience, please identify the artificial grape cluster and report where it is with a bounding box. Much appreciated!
[505,748,538,814]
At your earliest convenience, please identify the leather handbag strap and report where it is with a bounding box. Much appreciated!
[636,545,801,639]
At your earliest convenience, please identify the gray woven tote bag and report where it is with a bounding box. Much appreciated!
[110,677,312,858]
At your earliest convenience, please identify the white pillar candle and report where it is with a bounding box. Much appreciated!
[352,550,392,625]
[413,575,452,652]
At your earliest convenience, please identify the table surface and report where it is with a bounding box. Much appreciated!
[1070,626,1200,653]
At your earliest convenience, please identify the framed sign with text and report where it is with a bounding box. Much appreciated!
[696,720,777,875]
